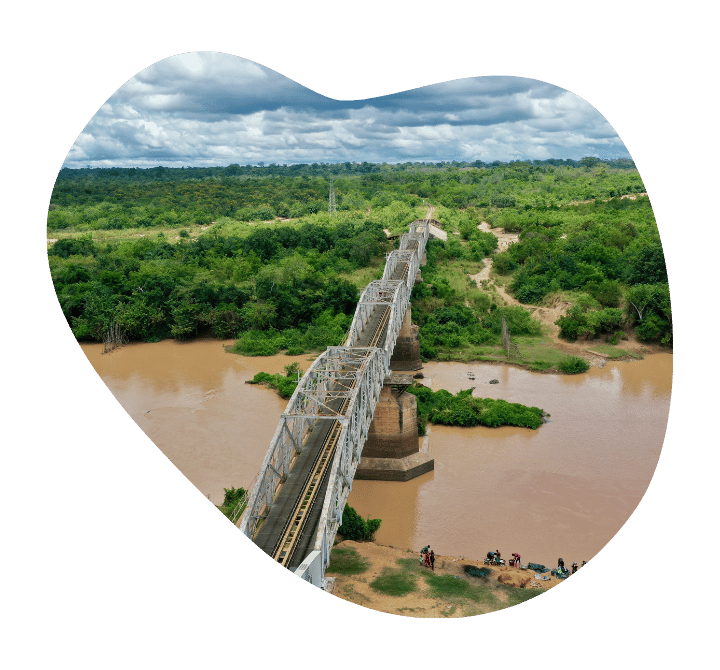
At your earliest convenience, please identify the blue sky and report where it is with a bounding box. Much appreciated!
[64,52,631,168]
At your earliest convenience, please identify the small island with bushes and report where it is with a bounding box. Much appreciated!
[408,384,547,433]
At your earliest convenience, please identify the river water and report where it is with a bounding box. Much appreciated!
[81,340,671,568]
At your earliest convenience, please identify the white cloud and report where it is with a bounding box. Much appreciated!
[62,54,631,167]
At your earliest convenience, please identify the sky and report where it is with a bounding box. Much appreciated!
[64,52,631,168]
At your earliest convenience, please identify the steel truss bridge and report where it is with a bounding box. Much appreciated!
[239,217,431,589]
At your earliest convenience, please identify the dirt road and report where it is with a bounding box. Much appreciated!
[467,223,656,365]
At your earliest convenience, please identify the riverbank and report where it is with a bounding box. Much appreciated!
[428,338,668,373]
[326,540,566,617]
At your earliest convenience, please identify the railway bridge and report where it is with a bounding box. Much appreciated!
[239,216,436,589]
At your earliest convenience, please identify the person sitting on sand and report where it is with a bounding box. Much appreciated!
[558,557,564,570]
[572,562,578,574]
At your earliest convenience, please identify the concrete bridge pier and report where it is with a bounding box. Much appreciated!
[389,305,422,372]
[355,383,434,481]
[356,305,434,482]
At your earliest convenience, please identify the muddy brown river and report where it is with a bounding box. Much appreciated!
[81,340,671,568]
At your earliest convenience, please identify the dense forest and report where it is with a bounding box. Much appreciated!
[47,158,670,364]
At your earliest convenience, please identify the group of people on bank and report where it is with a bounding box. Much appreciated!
[419,545,436,570]
[555,557,587,577]
[421,544,587,578]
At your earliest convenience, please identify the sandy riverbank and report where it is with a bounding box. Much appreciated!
[327,540,575,618]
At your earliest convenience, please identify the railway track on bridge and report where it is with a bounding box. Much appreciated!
[267,306,392,568]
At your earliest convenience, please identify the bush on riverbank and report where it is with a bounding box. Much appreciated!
[557,355,590,374]
[407,385,547,430]
[246,362,303,399]
[338,504,381,542]
[216,486,247,519]
[231,310,351,356]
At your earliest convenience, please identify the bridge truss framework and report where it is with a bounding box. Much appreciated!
[239,219,431,588]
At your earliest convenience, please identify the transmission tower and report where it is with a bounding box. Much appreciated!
[328,175,336,215]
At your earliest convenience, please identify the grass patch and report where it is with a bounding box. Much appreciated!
[46,222,221,246]
[339,583,371,603]
[396,557,427,574]
[512,337,569,367]
[425,573,476,599]
[369,568,418,597]
[496,583,544,608]
[327,548,370,576]
[424,573,497,607]
[528,360,555,372]
[589,344,641,359]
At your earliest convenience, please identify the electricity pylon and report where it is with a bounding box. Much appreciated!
[328,175,336,215]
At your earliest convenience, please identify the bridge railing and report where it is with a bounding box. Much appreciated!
[238,391,314,539]
[309,347,386,582]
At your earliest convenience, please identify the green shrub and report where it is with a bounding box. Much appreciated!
[216,486,246,519]
[557,355,590,374]
[585,279,621,307]
[557,303,623,341]
[247,367,300,399]
[338,504,382,541]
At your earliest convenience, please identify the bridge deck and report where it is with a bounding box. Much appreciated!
[253,305,390,570]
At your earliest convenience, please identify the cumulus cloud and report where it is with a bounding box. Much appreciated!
[63,52,630,168]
